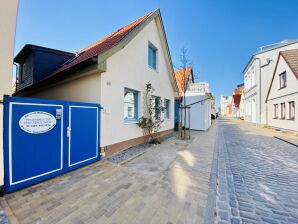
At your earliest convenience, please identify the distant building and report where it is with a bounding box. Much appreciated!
[243,40,298,125]
[232,84,245,118]
[174,67,194,129]
[183,82,214,131]
[220,95,232,117]
[266,49,298,132]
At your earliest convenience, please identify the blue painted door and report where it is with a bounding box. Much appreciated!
[67,105,99,170]
[4,97,101,192]
[174,100,180,130]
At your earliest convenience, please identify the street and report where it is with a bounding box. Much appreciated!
[1,119,298,224]
[216,118,298,224]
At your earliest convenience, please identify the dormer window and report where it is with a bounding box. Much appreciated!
[148,42,157,70]
[279,71,287,89]
[18,63,26,83]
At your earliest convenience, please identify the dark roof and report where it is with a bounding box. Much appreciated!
[14,44,75,62]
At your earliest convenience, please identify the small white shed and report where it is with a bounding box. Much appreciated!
[183,92,213,131]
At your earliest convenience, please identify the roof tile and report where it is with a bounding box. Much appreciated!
[280,49,298,78]
[174,67,192,97]
[51,10,154,76]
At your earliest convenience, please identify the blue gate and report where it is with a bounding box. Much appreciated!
[4,96,101,192]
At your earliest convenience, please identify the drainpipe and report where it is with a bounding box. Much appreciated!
[254,57,272,126]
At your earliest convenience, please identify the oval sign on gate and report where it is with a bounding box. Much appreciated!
[19,111,57,134]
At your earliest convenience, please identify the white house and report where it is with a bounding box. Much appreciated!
[243,40,298,125]
[220,95,232,117]
[183,82,213,131]
[266,49,298,132]
[0,0,18,191]
[13,9,178,156]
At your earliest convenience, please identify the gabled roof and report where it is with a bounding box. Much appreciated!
[174,67,193,98]
[243,40,298,73]
[280,49,298,78]
[14,9,178,95]
[266,49,298,102]
[51,10,154,76]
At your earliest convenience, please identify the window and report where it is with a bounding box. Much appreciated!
[280,103,286,119]
[251,71,255,86]
[148,43,157,69]
[279,71,287,89]
[165,99,170,119]
[151,96,161,120]
[18,63,24,83]
[124,88,138,122]
[273,104,278,119]
[289,101,295,120]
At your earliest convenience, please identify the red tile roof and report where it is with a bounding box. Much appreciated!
[233,85,244,95]
[232,94,242,108]
[174,67,193,97]
[51,10,155,77]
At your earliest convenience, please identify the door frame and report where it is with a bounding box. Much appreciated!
[68,105,99,167]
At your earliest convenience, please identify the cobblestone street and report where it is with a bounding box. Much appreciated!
[216,118,298,224]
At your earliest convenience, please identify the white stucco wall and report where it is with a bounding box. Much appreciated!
[100,18,176,146]
[183,94,211,131]
[244,42,298,125]
[267,56,298,132]
[0,0,18,187]
[24,71,101,104]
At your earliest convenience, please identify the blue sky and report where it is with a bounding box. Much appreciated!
[14,0,298,108]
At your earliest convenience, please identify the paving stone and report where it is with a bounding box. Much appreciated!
[261,217,280,224]
[231,208,238,216]
[219,211,229,221]
[231,217,240,224]
[2,127,218,224]
[215,118,298,224]
[229,200,237,208]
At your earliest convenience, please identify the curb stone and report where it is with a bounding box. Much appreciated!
[204,122,219,224]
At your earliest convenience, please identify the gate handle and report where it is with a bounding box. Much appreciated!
[67,127,71,137]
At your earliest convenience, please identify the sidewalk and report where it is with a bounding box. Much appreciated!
[230,118,298,146]
[1,125,218,224]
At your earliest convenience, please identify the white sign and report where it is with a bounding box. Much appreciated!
[187,83,210,93]
[19,111,57,134]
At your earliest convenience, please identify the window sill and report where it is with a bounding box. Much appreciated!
[278,86,286,90]
[124,119,139,124]
[279,118,286,120]
[287,118,295,121]
[148,65,158,73]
